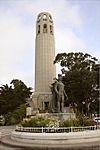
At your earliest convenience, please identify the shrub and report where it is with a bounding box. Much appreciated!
[77,114,94,126]
[5,104,27,125]
[21,116,59,127]
[61,119,80,127]
[61,118,93,127]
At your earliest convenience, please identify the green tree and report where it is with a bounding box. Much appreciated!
[10,79,32,107]
[0,79,32,115]
[0,84,13,114]
[54,52,98,116]
[5,103,27,125]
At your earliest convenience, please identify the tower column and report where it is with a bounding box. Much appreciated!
[32,12,56,112]
[35,12,56,93]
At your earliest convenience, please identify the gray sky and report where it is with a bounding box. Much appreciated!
[0,0,100,90]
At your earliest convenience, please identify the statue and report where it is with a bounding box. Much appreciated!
[51,74,68,113]
[51,79,58,112]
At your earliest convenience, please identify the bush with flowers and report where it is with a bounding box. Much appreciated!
[21,116,59,127]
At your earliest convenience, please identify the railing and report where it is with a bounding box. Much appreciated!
[15,125,99,133]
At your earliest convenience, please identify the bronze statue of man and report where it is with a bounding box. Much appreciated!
[51,79,58,112]
[52,74,68,113]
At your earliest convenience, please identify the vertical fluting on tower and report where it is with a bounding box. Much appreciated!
[35,12,56,93]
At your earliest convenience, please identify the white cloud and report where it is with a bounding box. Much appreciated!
[55,28,85,54]
[0,10,34,87]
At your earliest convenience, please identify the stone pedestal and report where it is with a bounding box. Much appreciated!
[31,92,52,114]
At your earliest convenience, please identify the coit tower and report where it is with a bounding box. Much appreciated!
[35,12,56,94]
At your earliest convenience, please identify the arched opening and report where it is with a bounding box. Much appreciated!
[43,24,47,33]
[43,14,47,21]
[38,25,40,34]
[49,15,52,20]
[50,25,53,34]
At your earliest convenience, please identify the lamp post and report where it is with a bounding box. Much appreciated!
[97,61,100,128]
[98,61,100,117]
[95,61,100,128]
[93,60,100,128]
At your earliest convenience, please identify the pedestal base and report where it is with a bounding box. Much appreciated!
[31,92,52,114]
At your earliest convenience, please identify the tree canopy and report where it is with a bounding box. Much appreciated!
[54,52,99,116]
[0,79,32,115]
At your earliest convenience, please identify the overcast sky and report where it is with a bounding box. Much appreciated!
[0,0,100,90]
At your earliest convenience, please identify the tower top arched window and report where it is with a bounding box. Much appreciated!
[43,24,47,33]
[43,14,47,19]
[38,25,40,34]
[50,25,53,34]
[43,14,47,21]
[37,15,41,22]
[49,15,52,20]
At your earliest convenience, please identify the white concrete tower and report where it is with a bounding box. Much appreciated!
[35,12,56,94]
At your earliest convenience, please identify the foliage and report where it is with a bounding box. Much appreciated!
[54,52,99,116]
[20,115,93,128]
[54,52,97,71]
[61,117,94,127]
[21,116,59,127]
[60,119,77,127]
[5,104,27,125]
[0,79,32,115]
[76,114,94,126]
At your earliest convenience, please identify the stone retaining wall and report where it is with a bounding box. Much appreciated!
[11,130,100,145]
